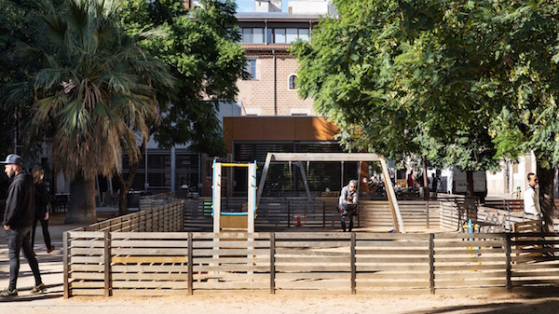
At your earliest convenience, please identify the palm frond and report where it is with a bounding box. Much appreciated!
[30,0,173,180]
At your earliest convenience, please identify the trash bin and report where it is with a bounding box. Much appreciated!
[127,192,140,208]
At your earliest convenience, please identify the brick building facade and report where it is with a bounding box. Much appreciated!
[236,53,315,116]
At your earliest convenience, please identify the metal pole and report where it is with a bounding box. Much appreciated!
[341,161,344,189]
[144,147,149,192]
[171,147,176,192]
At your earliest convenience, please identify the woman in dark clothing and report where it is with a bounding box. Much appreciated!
[32,168,54,254]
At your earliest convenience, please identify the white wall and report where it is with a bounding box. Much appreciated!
[288,0,329,14]
[255,0,282,12]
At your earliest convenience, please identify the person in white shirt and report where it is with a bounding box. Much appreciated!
[524,172,541,216]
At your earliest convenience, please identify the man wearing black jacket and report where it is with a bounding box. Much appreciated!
[1,154,46,297]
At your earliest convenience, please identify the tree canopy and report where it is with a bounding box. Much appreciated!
[293,0,559,217]
[121,0,245,156]
[292,0,500,172]
[10,0,174,222]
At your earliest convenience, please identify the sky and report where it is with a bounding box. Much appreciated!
[235,0,289,12]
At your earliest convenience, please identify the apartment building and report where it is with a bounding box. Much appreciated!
[235,1,332,116]
[215,0,368,197]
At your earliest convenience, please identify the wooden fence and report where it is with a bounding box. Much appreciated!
[64,200,184,297]
[64,230,559,297]
[64,196,559,297]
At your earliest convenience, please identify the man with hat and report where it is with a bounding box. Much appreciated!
[1,154,46,297]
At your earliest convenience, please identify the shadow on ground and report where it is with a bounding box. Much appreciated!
[403,297,559,314]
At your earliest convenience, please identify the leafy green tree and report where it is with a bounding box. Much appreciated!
[0,0,47,199]
[295,0,559,222]
[21,0,174,223]
[488,1,559,226]
[116,0,245,213]
[292,0,500,198]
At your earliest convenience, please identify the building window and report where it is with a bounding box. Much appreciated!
[299,28,310,42]
[241,28,265,44]
[253,28,264,43]
[290,108,311,116]
[274,28,286,43]
[288,75,297,90]
[267,28,273,44]
[245,108,261,116]
[286,28,298,43]
[244,59,258,80]
[242,28,252,43]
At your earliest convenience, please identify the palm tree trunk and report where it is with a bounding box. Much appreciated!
[65,171,97,224]
[535,153,556,232]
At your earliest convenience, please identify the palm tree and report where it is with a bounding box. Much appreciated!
[28,0,174,223]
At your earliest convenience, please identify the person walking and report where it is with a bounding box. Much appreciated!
[430,173,439,192]
[524,172,541,217]
[32,168,54,255]
[1,154,46,297]
[407,170,414,190]
[339,180,358,232]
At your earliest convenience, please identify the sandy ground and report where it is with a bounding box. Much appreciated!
[1,289,559,314]
[1,212,559,314]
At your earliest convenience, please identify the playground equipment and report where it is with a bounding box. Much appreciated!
[463,219,482,265]
[257,153,406,233]
[212,160,257,233]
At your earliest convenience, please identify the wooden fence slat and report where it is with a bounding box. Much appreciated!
[104,231,111,297]
[63,232,69,299]
[270,232,276,294]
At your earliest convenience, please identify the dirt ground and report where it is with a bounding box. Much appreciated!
[1,214,559,314]
[1,290,559,314]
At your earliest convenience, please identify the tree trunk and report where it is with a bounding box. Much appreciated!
[422,156,429,200]
[466,170,474,197]
[536,157,556,232]
[115,140,146,216]
[116,174,129,216]
[65,171,97,224]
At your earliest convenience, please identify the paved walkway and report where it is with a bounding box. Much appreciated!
[0,207,121,301]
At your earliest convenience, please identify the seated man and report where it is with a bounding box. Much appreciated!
[339,180,358,232]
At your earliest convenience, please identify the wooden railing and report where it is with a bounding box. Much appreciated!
[64,230,559,297]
